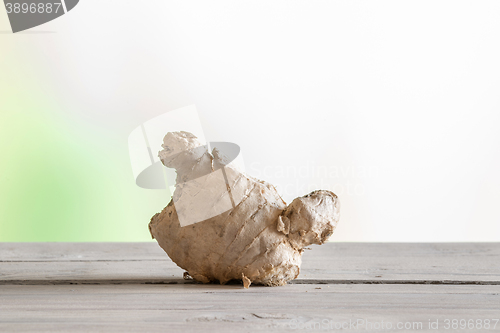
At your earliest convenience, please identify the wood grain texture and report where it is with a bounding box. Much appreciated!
[1,243,500,332]
[1,284,500,332]
[1,243,499,284]
[0,242,166,261]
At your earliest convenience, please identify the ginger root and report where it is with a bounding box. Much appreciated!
[149,131,340,287]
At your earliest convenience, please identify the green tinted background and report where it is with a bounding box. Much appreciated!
[0,28,173,242]
[0,89,171,242]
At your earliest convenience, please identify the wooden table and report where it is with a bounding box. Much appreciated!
[1,243,499,332]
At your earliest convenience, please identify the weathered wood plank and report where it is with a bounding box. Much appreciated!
[299,242,500,284]
[1,243,499,284]
[0,261,184,284]
[3,242,499,262]
[0,242,166,261]
[1,284,499,332]
[1,243,499,332]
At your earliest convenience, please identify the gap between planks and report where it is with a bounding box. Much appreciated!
[2,279,500,286]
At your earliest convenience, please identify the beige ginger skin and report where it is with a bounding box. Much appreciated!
[149,131,340,287]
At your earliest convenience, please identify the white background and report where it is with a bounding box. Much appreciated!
[2,1,499,241]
